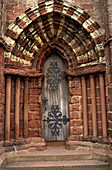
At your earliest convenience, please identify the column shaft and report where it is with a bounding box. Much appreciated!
[24,78,29,138]
[90,74,97,137]
[99,74,107,138]
[82,76,88,137]
[15,77,20,139]
[5,76,11,140]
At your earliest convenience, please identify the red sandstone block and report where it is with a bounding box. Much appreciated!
[19,121,23,129]
[29,104,40,111]
[29,112,38,120]
[10,113,14,121]
[30,89,41,95]
[98,129,102,136]
[88,121,93,127]
[69,104,73,111]
[109,103,112,112]
[74,127,83,135]
[0,113,4,122]
[71,96,80,104]
[10,131,15,139]
[96,104,101,112]
[29,79,36,88]
[70,111,82,119]
[70,120,74,127]
[96,97,101,104]
[0,133,4,141]
[28,129,36,137]
[10,122,14,131]
[108,121,112,129]
[96,88,100,97]
[69,111,74,119]
[87,104,92,112]
[0,92,5,103]
[29,95,39,103]
[88,112,92,120]
[14,6,25,13]
[87,98,91,104]
[82,4,93,10]
[37,128,41,137]
[37,120,41,128]
[69,88,82,96]
[10,105,14,113]
[72,104,82,111]
[109,113,112,121]
[0,55,3,65]
[7,13,19,20]
[0,85,5,94]
[87,88,91,97]
[0,122,4,133]
[70,127,74,135]
[29,120,37,129]
[19,112,24,121]
[95,76,100,87]
[75,81,81,88]
[70,119,83,126]
[0,104,4,112]
[69,81,72,88]
[89,128,93,136]
[98,121,102,128]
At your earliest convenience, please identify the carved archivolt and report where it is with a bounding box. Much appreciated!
[3,0,105,71]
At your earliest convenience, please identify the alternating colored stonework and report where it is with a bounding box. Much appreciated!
[3,0,105,70]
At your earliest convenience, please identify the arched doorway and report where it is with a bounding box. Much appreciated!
[41,54,69,141]
[2,0,107,150]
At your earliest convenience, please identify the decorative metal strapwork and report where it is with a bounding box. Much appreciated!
[46,61,64,89]
[43,105,69,136]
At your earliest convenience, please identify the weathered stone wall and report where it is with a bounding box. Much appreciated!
[28,78,42,138]
[69,77,83,138]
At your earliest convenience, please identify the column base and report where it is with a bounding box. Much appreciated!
[3,137,47,152]
[66,135,109,150]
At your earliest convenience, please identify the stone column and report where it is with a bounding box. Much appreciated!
[90,74,97,137]
[24,78,29,138]
[99,74,107,138]
[0,45,5,141]
[81,76,88,137]
[15,77,20,139]
[5,76,11,140]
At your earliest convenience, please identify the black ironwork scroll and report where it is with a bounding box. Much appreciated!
[43,105,69,136]
[46,61,64,89]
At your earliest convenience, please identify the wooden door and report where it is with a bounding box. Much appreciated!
[41,54,69,141]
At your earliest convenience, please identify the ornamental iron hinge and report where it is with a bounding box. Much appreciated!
[43,105,69,136]
[46,61,64,89]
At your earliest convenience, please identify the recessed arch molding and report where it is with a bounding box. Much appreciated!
[3,0,105,72]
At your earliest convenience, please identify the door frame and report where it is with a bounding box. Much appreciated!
[41,54,70,142]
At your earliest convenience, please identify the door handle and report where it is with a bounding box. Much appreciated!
[42,97,48,104]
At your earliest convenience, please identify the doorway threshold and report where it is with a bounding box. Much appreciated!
[47,141,66,146]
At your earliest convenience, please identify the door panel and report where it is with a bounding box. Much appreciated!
[42,54,69,141]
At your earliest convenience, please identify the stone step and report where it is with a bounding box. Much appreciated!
[4,146,94,163]
[8,153,93,162]
[5,160,110,170]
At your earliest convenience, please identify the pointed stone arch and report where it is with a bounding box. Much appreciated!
[3,0,105,71]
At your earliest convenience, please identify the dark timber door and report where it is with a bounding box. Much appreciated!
[42,54,69,141]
